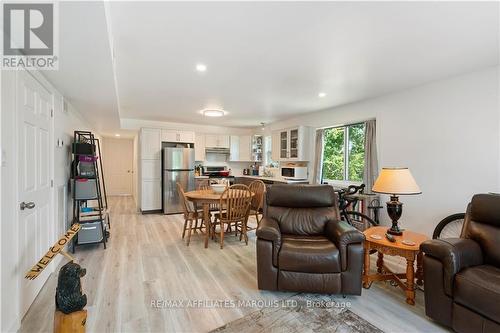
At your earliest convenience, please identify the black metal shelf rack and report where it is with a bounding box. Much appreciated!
[71,130,110,252]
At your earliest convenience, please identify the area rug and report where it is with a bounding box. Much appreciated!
[211,294,383,333]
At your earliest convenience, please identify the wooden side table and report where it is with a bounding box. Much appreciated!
[362,226,428,305]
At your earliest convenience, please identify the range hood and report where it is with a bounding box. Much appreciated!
[205,147,230,155]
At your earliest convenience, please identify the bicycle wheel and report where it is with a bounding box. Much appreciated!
[432,213,465,239]
[344,211,378,232]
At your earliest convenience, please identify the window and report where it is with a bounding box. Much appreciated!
[322,123,365,183]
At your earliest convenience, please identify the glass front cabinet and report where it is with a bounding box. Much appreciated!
[273,126,310,161]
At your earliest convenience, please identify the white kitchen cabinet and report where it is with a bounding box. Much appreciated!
[140,128,161,160]
[272,126,310,161]
[230,135,252,161]
[161,129,195,143]
[139,128,162,211]
[194,134,205,161]
[205,134,218,148]
[141,180,161,211]
[204,134,230,148]
[218,135,230,148]
[239,135,252,161]
[271,131,280,162]
[141,160,161,180]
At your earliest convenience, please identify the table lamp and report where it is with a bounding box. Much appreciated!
[372,167,421,235]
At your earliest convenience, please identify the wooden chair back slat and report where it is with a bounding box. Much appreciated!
[177,182,195,215]
[248,180,266,211]
[219,184,252,222]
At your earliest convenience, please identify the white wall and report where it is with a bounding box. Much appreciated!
[1,69,98,332]
[265,67,499,237]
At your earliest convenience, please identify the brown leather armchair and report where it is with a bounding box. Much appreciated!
[256,184,365,295]
[420,194,500,333]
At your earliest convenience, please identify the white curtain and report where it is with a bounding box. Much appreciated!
[363,119,378,193]
[312,129,324,184]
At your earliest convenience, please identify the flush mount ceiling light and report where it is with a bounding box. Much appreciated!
[115,134,121,137]
[202,109,225,117]
[318,92,327,98]
[196,63,207,72]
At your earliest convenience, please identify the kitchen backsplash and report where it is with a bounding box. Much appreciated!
[202,154,259,176]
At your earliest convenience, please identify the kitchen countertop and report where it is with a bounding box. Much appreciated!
[238,175,309,184]
[195,174,309,184]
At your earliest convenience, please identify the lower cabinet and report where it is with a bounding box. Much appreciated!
[141,180,161,211]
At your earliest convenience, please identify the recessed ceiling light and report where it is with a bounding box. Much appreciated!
[115,134,121,137]
[318,92,327,98]
[196,63,207,72]
[202,109,225,117]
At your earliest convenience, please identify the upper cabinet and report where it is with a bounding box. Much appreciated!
[272,126,310,161]
[140,128,161,160]
[205,134,230,148]
[271,131,280,162]
[194,134,205,161]
[161,129,195,143]
[230,135,252,162]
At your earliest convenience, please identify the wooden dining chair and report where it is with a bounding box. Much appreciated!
[212,184,252,249]
[248,180,266,227]
[197,178,221,218]
[197,178,218,190]
[177,182,205,246]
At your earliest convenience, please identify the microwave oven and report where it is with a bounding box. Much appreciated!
[281,166,308,180]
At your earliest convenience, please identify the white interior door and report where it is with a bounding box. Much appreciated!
[103,137,134,195]
[17,70,53,316]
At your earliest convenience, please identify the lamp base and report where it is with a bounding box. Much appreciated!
[386,195,403,236]
[387,226,403,236]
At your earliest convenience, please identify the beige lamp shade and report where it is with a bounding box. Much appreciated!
[372,167,421,195]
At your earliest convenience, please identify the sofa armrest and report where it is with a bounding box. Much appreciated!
[256,217,281,244]
[420,238,483,296]
[325,220,365,270]
[256,217,281,267]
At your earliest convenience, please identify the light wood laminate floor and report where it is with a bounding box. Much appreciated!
[20,196,449,333]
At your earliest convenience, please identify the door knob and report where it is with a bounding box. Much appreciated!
[20,201,36,210]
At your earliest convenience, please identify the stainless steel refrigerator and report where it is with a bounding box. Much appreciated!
[162,147,195,214]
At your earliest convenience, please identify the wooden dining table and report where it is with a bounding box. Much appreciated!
[184,189,254,248]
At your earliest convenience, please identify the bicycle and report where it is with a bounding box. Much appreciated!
[336,184,379,232]
[432,213,465,239]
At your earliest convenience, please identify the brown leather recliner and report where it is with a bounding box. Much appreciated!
[420,194,500,333]
[256,184,365,295]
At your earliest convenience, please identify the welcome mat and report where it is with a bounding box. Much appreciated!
[211,294,383,333]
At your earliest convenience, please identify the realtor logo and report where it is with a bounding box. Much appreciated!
[2,2,58,69]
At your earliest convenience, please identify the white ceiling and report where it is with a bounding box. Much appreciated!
[43,1,119,133]
[47,1,499,130]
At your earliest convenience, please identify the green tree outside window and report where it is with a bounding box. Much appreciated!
[322,123,365,182]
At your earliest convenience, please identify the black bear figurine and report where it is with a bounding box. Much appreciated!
[55,262,87,314]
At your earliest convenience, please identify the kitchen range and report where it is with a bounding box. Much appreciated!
[195,166,235,186]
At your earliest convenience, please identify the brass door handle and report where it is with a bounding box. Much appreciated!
[20,201,36,210]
